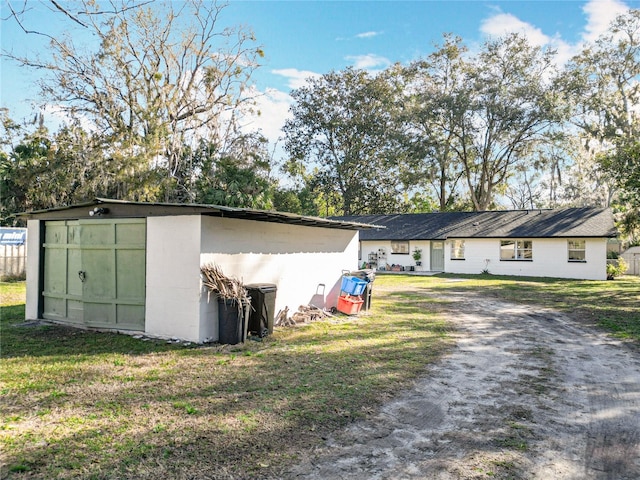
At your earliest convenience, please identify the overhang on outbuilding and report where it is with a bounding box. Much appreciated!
[20,198,381,231]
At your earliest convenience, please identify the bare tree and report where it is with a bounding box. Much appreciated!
[6,0,263,201]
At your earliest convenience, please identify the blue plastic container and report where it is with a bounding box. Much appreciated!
[341,275,367,296]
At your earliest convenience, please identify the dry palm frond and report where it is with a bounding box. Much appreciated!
[200,263,250,304]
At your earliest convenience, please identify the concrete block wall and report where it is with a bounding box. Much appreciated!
[145,215,203,341]
[200,216,359,322]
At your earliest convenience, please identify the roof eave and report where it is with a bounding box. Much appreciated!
[17,198,385,231]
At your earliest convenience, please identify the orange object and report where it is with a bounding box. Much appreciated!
[337,295,364,315]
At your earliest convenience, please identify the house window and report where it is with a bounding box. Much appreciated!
[500,240,533,260]
[391,241,409,254]
[568,239,586,262]
[451,240,465,260]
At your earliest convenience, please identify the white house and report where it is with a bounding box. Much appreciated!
[21,199,377,343]
[334,208,617,281]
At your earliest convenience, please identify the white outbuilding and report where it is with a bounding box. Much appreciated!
[21,199,376,343]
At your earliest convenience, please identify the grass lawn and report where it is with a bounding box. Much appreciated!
[1,279,449,479]
[1,274,638,479]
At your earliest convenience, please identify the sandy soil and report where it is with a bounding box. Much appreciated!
[287,288,640,479]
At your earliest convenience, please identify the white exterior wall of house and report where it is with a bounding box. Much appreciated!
[360,241,431,270]
[444,237,608,280]
[145,215,203,342]
[200,216,359,330]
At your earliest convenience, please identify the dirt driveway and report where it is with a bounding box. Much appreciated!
[287,287,640,479]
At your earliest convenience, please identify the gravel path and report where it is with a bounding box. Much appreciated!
[287,291,640,479]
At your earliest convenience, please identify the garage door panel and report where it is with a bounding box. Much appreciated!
[83,249,116,299]
[116,222,145,244]
[68,223,81,245]
[81,222,114,245]
[67,248,83,297]
[43,296,66,320]
[116,249,145,300]
[84,302,115,327]
[45,221,67,244]
[67,300,84,324]
[116,305,145,329]
[44,248,67,295]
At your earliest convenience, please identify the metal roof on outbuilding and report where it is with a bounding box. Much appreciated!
[333,207,617,240]
[19,198,384,231]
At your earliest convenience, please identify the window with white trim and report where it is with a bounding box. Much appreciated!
[568,239,586,262]
[451,240,465,260]
[500,240,533,260]
[391,241,409,254]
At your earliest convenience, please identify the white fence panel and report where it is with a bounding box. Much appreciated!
[0,244,27,279]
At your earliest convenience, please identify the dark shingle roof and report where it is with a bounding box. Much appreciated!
[332,207,617,240]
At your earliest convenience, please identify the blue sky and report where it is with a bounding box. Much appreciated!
[2,0,639,146]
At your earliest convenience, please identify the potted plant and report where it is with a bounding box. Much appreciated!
[412,247,422,267]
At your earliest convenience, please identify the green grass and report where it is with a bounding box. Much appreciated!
[376,273,640,341]
[431,273,640,341]
[0,280,450,479]
[1,273,638,479]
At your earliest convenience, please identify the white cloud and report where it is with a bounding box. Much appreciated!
[478,0,634,66]
[336,30,384,41]
[356,31,383,39]
[233,85,292,164]
[582,0,630,43]
[480,12,551,47]
[244,87,293,145]
[345,53,391,70]
[272,68,321,90]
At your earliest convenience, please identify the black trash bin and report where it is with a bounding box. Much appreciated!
[246,284,277,337]
[349,269,376,311]
[218,298,248,345]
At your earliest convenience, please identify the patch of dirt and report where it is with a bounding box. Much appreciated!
[286,291,640,479]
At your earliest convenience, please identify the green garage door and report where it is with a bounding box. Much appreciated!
[43,219,146,331]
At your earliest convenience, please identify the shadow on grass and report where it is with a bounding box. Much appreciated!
[5,276,636,480]
[1,289,452,479]
[1,305,193,359]
[8,272,637,479]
